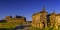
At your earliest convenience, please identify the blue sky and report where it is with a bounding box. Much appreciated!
[0,0,60,21]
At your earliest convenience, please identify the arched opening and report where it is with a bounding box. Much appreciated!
[42,22,45,27]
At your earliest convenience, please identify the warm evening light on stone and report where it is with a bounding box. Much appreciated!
[0,0,60,30]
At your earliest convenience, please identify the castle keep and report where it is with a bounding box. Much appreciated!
[32,7,60,29]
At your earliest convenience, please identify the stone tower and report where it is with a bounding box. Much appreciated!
[32,7,48,29]
[40,7,48,28]
[50,10,58,29]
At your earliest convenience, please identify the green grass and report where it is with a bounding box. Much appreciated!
[31,27,41,30]
[31,27,60,30]
[0,22,21,28]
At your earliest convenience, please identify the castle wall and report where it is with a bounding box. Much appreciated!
[0,16,26,28]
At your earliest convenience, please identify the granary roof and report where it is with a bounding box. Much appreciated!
[32,7,47,16]
[56,14,60,16]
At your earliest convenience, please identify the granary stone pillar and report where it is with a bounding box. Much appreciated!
[54,22,58,29]
[50,23,53,28]
[37,23,40,28]
[39,22,44,29]
[45,23,47,28]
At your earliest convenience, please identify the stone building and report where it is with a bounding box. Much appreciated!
[50,12,58,29]
[32,7,47,29]
[5,16,26,24]
[32,7,59,29]
[0,15,26,28]
[56,14,60,25]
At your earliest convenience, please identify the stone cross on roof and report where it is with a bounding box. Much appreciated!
[51,10,55,14]
[42,6,46,11]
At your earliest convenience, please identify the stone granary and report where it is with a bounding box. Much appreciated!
[32,7,60,29]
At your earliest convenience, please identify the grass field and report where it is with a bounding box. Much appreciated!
[31,27,60,30]
[0,22,20,28]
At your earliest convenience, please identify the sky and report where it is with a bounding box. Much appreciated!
[0,0,60,21]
